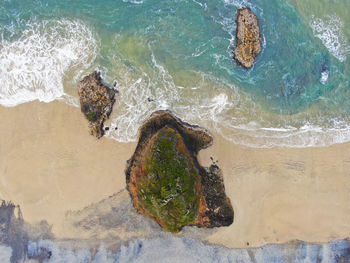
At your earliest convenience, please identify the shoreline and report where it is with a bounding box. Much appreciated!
[0,101,349,249]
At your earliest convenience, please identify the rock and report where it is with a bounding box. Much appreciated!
[78,71,117,138]
[233,7,262,68]
[126,110,234,233]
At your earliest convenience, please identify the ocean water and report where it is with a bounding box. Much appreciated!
[1,0,350,147]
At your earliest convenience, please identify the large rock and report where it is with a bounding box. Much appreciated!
[233,7,262,68]
[78,71,117,138]
[126,111,234,233]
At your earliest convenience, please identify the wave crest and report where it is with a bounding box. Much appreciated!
[311,15,350,62]
[0,19,97,107]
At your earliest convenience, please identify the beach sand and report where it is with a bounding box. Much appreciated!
[199,135,350,248]
[0,101,349,248]
[0,101,136,236]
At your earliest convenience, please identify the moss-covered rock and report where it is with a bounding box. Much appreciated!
[126,110,234,233]
[138,127,200,232]
[78,71,117,138]
[233,7,262,68]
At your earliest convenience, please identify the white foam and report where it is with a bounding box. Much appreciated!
[191,0,207,10]
[223,0,252,9]
[311,15,350,62]
[122,0,144,4]
[320,70,329,84]
[105,51,350,148]
[0,19,97,107]
[106,49,180,142]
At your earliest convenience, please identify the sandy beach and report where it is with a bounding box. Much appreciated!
[199,135,350,247]
[0,101,349,248]
[0,101,136,234]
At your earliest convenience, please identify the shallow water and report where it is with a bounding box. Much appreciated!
[0,0,350,147]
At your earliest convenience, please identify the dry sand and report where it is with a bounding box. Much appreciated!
[0,101,349,248]
[199,135,350,248]
[0,101,136,235]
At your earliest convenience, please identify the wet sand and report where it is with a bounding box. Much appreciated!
[0,101,349,248]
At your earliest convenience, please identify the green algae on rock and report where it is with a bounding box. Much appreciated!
[126,111,234,233]
[138,127,200,232]
[234,7,262,68]
[78,71,117,138]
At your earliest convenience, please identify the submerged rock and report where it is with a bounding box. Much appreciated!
[78,71,117,138]
[233,7,262,68]
[126,111,234,233]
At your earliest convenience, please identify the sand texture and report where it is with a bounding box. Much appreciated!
[0,101,349,248]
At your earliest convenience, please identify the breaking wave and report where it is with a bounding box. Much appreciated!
[311,15,350,62]
[0,19,97,107]
[1,1,350,149]
[104,49,350,148]
[122,0,144,4]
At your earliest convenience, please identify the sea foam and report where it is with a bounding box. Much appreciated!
[122,0,144,4]
[0,19,97,107]
[311,15,350,62]
[106,48,350,148]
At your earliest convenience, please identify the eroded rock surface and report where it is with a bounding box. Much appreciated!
[234,7,262,68]
[78,71,117,138]
[126,111,234,233]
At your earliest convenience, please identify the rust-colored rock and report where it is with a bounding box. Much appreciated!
[233,7,262,68]
[125,110,234,233]
[78,71,117,138]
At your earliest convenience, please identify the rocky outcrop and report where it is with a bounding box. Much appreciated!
[78,72,117,138]
[233,7,262,68]
[125,111,234,233]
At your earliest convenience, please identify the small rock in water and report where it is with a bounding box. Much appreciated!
[105,126,109,131]
[233,7,262,69]
[78,71,117,138]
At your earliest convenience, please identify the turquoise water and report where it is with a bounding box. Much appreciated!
[1,0,350,147]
